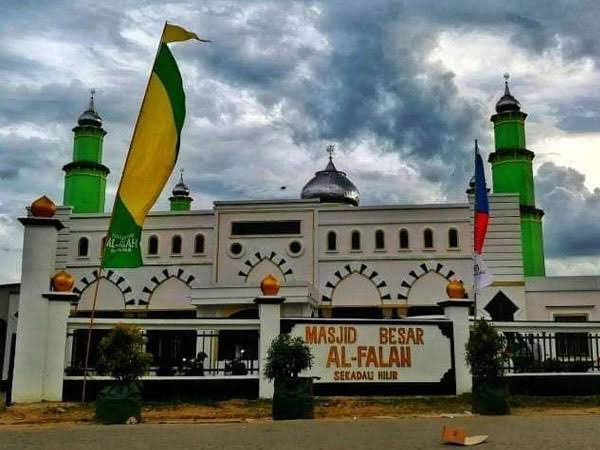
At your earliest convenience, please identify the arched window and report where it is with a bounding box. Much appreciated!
[148,235,159,255]
[448,228,459,249]
[423,228,434,249]
[399,229,409,249]
[194,234,205,254]
[351,230,361,251]
[327,231,337,251]
[375,230,385,250]
[171,235,182,255]
[78,237,89,257]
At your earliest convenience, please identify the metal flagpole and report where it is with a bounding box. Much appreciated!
[80,22,169,403]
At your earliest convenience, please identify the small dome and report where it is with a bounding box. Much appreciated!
[495,74,521,113]
[301,146,360,206]
[172,172,190,197]
[77,90,102,127]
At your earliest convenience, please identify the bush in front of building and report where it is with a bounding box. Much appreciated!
[466,319,510,415]
[264,334,314,420]
[95,324,153,424]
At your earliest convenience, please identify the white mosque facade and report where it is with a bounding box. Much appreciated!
[2,79,600,399]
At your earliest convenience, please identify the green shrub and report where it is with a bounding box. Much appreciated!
[96,324,153,384]
[465,319,508,385]
[264,334,313,380]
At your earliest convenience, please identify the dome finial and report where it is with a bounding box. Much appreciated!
[89,88,96,111]
[172,167,190,197]
[77,89,103,127]
[326,144,335,161]
[495,72,521,113]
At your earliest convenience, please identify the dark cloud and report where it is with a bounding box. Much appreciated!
[537,162,600,257]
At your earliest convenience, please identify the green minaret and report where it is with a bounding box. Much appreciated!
[169,170,193,211]
[489,74,545,276]
[63,90,110,213]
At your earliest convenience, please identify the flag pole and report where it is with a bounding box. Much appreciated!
[472,139,478,320]
[80,22,169,403]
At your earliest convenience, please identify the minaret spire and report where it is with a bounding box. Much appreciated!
[170,167,193,211]
[88,88,96,112]
[63,92,109,213]
[489,73,545,276]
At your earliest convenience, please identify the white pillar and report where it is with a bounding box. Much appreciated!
[254,296,284,399]
[42,293,78,400]
[12,216,63,403]
[439,300,473,395]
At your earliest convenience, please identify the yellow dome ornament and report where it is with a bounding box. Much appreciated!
[31,195,57,218]
[52,270,75,292]
[260,274,281,296]
[446,279,467,299]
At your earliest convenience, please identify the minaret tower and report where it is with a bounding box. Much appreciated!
[63,90,110,213]
[169,169,193,211]
[489,74,545,276]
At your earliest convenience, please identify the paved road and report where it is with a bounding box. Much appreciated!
[0,415,599,450]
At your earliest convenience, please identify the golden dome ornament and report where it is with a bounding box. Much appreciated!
[31,195,57,218]
[52,270,75,292]
[446,279,466,299]
[260,274,280,296]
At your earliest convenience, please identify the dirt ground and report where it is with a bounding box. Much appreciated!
[1,395,599,426]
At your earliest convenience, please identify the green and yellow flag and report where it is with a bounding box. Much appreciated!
[103,24,206,268]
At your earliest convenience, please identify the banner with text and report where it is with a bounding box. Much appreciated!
[288,321,453,383]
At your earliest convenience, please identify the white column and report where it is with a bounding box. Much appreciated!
[439,300,473,395]
[254,296,284,399]
[12,217,63,403]
[43,293,77,400]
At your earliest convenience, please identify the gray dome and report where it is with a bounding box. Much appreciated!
[78,91,102,127]
[301,157,360,206]
[495,79,521,113]
[172,172,190,196]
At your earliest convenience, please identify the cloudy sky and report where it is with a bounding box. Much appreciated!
[2,0,600,283]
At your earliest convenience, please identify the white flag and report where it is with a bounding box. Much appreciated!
[474,254,493,291]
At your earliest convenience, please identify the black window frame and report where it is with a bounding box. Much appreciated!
[148,235,159,255]
[78,237,89,257]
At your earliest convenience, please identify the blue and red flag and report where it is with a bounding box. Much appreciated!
[474,140,489,254]
[473,140,493,291]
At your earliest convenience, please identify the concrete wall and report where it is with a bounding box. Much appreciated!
[526,276,600,320]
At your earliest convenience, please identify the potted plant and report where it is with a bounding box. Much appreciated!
[465,319,510,415]
[95,324,153,424]
[264,334,314,420]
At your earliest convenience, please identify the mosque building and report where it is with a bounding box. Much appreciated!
[1,77,600,397]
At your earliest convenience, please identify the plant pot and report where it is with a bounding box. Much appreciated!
[272,377,314,420]
[96,382,142,424]
[472,382,510,415]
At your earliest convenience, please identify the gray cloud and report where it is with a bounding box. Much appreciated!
[537,161,600,257]
[2,0,600,282]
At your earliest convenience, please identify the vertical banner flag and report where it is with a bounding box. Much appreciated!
[102,24,207,268]
[473,140,493,290]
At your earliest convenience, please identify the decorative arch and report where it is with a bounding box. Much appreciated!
[72,269,135,306]
[237,249,294,281]
[321,262,391,302]
[139,266,200,305]
[397,262,456,300]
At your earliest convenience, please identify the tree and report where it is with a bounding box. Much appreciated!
[465,319,508,384]
[264,334,313,380]
[97,324,153,384]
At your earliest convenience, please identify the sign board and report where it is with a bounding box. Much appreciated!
[287,320,453,384]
